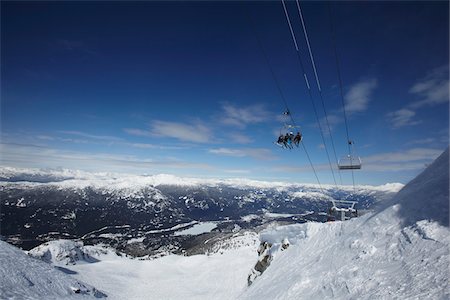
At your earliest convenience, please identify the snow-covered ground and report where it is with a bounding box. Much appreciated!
[242,148,449,299]
[0,240,105,299]
[27,233,259,300]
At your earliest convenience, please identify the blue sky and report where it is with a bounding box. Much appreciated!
[1,1,448,185]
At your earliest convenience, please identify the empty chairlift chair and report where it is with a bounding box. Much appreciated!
[338,140,362,170]
[338,155,362,170]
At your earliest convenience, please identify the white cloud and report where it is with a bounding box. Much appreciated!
[228,133,254,144]
[150,120,213,143]
[128,143,159,149]
[409,65,449,108]
[223,169,251,174]
[34,133,88,144]
[0,142,212,173]
[36,135,55,141]
[274,164,330,173]
[318,114,343,133]
[363,148,442,164]
[128,143,186,150]
[123,128,153,137]
[220,103,270,128]
[344,78,377,114]
[407,138,436,146]
[125,120,214,144]
[209,147,276,161]
[59,131,123,142]
[387,66,449,128]
[273,147,444,173]
[386,108,422,128]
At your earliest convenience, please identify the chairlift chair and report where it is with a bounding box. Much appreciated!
[338,140,362,170]
[338,155,362,170]
[328,199,358,221]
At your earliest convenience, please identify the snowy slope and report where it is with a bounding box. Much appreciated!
[241,148,449,299]
[51,233,259,300]
[0,240,106,299]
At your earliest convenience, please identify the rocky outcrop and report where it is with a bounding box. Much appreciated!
[247,237,291,286]
[247,241,273,286]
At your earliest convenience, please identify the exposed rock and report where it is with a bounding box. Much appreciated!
[247,241,273,286]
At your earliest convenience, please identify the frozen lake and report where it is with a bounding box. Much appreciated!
[174,222,217,236]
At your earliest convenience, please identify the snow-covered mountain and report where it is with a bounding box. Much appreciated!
[2,149,447,299]
[241,148,449,299]
[0,167,402,255]
[0,240,106,299]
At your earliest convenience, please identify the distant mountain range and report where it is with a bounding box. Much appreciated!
[0,167,403,254]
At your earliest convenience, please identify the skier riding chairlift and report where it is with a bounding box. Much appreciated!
[293,131,302,146]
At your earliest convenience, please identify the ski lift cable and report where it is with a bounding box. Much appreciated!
[327,2,356,190]
[281,0,338,187]
[246,7,324,192]
[295,0,343,184]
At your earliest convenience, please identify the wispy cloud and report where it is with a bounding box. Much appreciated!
[123,128,153,137]
[128,143,159,149]
[228,132,254,144]
[273,147,444,173]
[318,114,343,133]
[361,147,444,172]
[209,147,277,160]
[59,131,123,142]
[409,65,449,108]
[223,169,251,174]
[0,142,212,173]
[344,78,378,115]
[37,133,89,144]
[407,138,436,146]
[273,164,329,173]
[36,135,55,141]
[387,66,449,128]
[386,108,422,128]
[57,39,97,55]
[363,148,442,164]
[151,120,213,143]
[128,143,186,150]
[220,103,271,128]
[125,120,213,144]
[310,78,376,132]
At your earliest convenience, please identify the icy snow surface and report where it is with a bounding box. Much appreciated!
[241,148,449,299]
